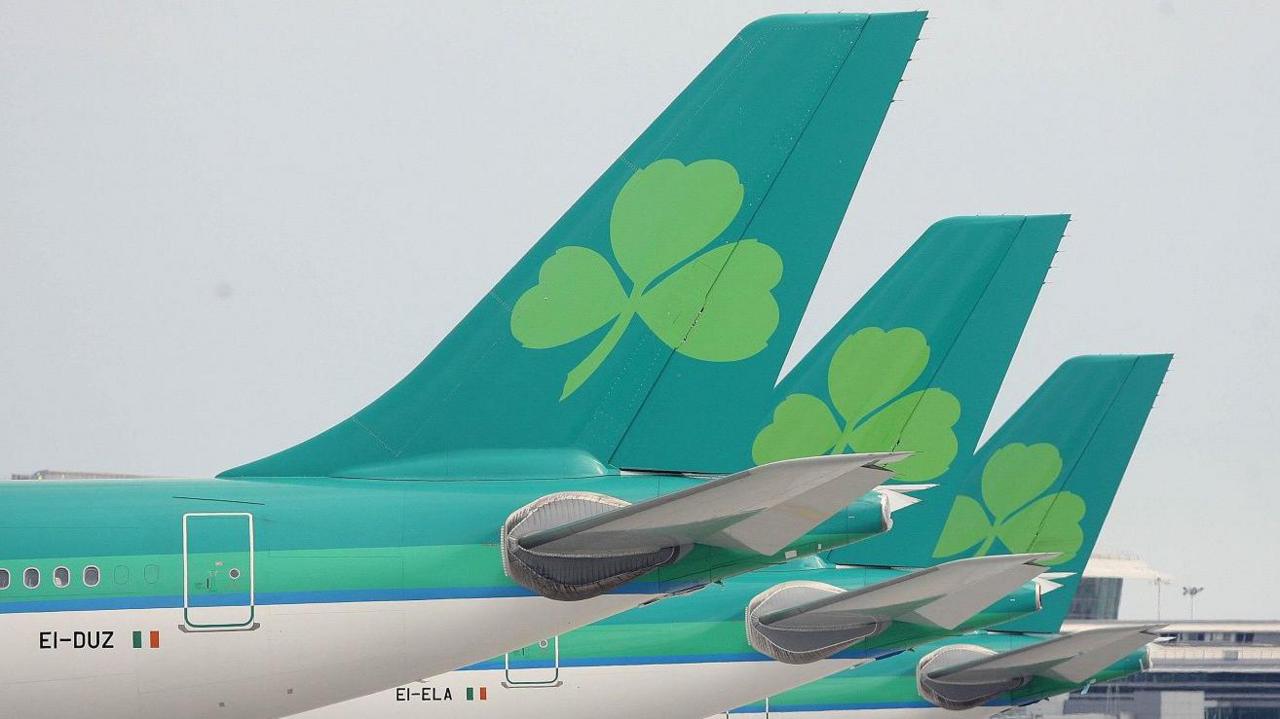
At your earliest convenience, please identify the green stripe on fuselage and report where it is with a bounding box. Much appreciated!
[0,476,886,611]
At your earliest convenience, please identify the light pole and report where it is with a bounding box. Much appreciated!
[1182,586,1204,620]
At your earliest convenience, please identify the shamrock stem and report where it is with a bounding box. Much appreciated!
[975,534,997,556]
[561,307,636,399]
[830,422,859,455]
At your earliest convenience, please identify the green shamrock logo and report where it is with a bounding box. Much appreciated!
[510,158,783,399]
[932,443,1086,566]
[751,327,960,482]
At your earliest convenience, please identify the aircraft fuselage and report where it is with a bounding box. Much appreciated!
[0,475,881,718]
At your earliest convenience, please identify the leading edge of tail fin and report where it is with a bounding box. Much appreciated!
[930,354,1171,633]
[758,214,1067,565]
[222,12,924,479]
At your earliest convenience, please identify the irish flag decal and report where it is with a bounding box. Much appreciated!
[132,630,160,649]
[465,687,488,701]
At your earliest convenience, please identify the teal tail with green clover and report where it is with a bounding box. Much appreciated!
[749,214,1067,565]
[222,12,924,479]
[928,354,1171,633]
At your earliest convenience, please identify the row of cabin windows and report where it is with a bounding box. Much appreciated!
[0,565,100,591]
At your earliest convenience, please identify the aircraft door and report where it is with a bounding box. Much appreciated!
[183,512,256,630]
[503,636,560,686]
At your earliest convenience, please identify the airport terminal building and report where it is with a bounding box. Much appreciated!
[1057,620,1280,719]
[1021,555,1280,719]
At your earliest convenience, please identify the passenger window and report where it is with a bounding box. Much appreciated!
[83,565,101,588]
[53,566,70,589]
[0,568,9,590]
[23,567,40,589]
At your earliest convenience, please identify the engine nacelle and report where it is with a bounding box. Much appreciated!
[916,644,1028,710]
[501,492,688,602]
[745,581,888,664]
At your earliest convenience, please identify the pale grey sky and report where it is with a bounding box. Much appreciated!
[2,1,1277,620]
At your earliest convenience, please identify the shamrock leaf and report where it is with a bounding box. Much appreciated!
[828,327,930,425]
[750,326,960,482]
[611,158,744,288]
[850,388,960,483]
[997,492,1086,565]
[932,496,993,558]
[511,247,627,349]
[509,158,783,399]
[751,394,842,465]
[980,443,1063,523]
[639,240,782,361]
[931,442,1088,566]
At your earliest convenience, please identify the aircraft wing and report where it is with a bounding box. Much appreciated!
[929,624,1165,684]
[516,452,907,557]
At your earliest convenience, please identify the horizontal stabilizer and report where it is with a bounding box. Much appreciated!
[746,554,1049,664]
[931,624,1164,685]
[875,484,935,515]
[1032,571,1075,597]
[762,554,1050,630]
[519,453,906,557]
[889,553,1053,629]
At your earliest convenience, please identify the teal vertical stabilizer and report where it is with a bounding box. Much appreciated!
[750,214,1066,564]
[925,354,1171,632]
[222,12,924,479]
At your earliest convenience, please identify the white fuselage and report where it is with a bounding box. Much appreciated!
[295,658,865,719]
[0,594,651,719]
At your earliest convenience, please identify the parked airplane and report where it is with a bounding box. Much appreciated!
[299,353,1168,719]
[731,354,1171,719]
[0,12,927,719]
[295,211,1073,718]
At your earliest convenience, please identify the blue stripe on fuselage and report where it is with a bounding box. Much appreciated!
[464,647,887,671]
[0,580,678,614]
[730,698,1010,712]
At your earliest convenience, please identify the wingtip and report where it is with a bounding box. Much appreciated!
[752,451,912,473]
[862,451,914,469]
[1024,551,1062,566]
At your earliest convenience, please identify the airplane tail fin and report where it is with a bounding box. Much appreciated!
[928,354,1171,633]
[222,13,923,479]
[915,624,1164,710]
[760,213,1066,566]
